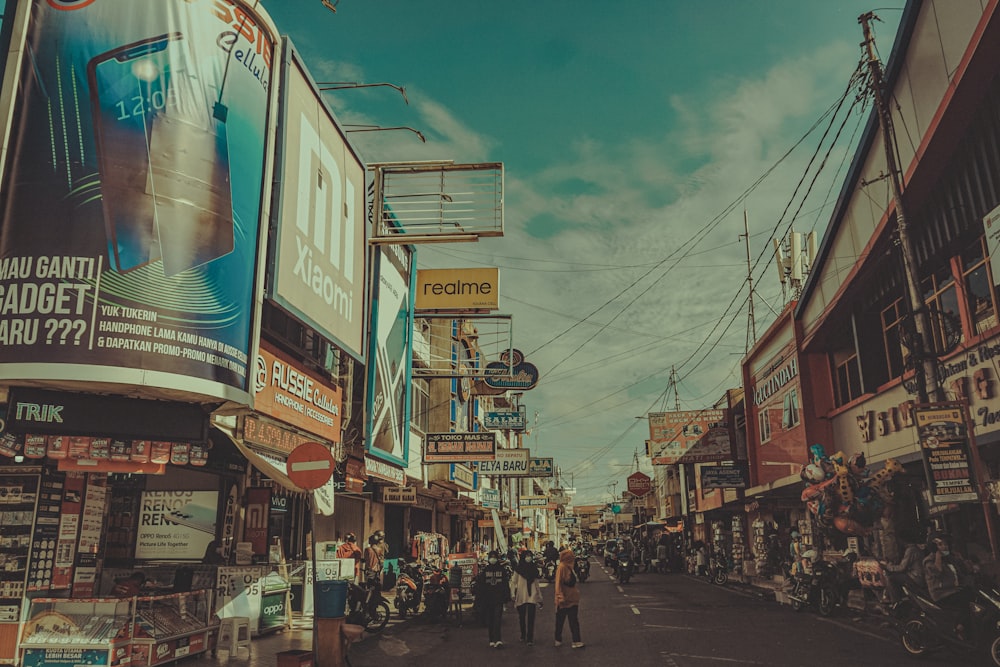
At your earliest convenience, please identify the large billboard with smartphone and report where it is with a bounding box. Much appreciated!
[270,43,367,360]
[0,0,276,404]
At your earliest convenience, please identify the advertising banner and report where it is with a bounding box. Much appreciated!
[0,0,275,404]
[700,465,747,489]
[135,490,219,560]
[365,243,414,468]
[647,409,733,464]
[253,343,342,442]
[914,403,980,504]
[271,47,366,359]
[528,457,554,477]
[479,487,500,509]
[423,432,495,463]
[474,448,529,476]
[483,409,526,431]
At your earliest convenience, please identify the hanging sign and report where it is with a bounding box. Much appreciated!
[382,486,417,504]
[914,403,980,504]
[423,432,496,463]
[627,471,652,497]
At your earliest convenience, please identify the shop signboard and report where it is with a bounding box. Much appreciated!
[259,591,288,632]
[647,409,733,464]
[528,457,554,477]
[364,455,405,485]
[0,0,276,405]
[271,49,366,360]
[518,495,548,508]
[473,448,529,476]
[22,649,110,667]
[627,471,652,497]
[382,486,417,504]
[449,463,476,490]
[480,349,540,391]
[253,344,342,442]
[365,242,415,469]
[423,432,496,463]
[701,465,747,489]
[136,490,219,560]
[414,267,500,311]
[914,403,980,504]
[479,487,500,509]
[484,409,527,431]
[558,516,580,526]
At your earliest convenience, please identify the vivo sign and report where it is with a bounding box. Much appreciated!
[273,55,365,358]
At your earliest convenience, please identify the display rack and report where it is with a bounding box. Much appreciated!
[130,590,216,666]
[19,591,217,667]
[730,514,746,574]
[19,597,133,667]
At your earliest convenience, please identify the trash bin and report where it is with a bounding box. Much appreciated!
[314,579,348,618]
[277,649,314,667]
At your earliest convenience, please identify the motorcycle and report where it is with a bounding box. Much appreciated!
[422,568,450,623]
[574,555,591,583]
[709,552,729,586]
[346,579,391,633]
[898,577,1000,665]
[617,553,633,584]
[542,558,557,583]
[787,550,846,617]
[394,561,424,619]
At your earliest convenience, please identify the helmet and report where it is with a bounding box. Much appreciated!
[791,531,800,539]
[373,530,385,542]
[345,533,356,543]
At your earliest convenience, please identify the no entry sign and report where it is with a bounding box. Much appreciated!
[286,441,335,490]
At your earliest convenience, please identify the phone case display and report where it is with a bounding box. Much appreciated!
[729,514,746,574]
[19,597,133,667]
[105,481,143,564]
[0,473,41,663]
[130,590,215,666]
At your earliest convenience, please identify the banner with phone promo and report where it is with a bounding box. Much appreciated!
[135,490,219,560]
[913,403,980,504]
[365,243,414,469]
[0,0,277,404]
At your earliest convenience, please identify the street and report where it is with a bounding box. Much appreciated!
[347,558,974,667]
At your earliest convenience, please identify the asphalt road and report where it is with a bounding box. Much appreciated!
[348,558,977,667]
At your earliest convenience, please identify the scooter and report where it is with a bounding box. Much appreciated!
[898,577,1000,665]
[787,551,844,617]
[394,561,424,619]
[422,568,450,623]
[617,553,633,584]
[574,555,591,583]
[346,578,391,633]
[542,558,557,583]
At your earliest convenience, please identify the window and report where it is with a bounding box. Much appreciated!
[881,298,908,380]
[962,236,998,336]
[832,348,862,406]
[922,263,963,354]
[758,408,772,444]
[411,379,429,434]
[782,388,800,428]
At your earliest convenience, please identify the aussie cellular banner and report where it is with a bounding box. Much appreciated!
[0,0,275,403]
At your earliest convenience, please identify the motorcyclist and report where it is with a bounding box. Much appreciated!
[364,531,386,587]
[922,531,978,639]
[543,540,559,563]
[336,533,363,582]
[881,528,926,604]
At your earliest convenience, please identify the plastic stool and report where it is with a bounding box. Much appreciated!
[216,616,251,656]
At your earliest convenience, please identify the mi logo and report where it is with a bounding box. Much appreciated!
[294,112,358,323]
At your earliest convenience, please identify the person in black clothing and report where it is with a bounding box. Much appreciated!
[543,541,559,563]
[475,550,511,648]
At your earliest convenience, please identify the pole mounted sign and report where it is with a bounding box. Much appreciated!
[286,442,335,490]
[627,471,652,497]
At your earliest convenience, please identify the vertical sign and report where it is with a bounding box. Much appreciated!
[914,403,979,504]
[243,487,271,558]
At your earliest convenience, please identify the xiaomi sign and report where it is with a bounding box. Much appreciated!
[415,268,499,311]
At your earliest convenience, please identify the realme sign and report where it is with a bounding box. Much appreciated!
[415,268,499,311]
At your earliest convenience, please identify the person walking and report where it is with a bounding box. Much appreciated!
[475,550,510,648]
[510,550,543,645]
[554,548,584,649]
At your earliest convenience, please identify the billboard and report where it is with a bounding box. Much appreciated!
[253,342,342,442]
[414,267,499,311]
[647,409,733,464]
[0,0,277,404]
[365,243,414,468]
[270,45,366,359]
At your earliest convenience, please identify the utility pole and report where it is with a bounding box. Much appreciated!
[741,210,757,353]
[859,12,942,403]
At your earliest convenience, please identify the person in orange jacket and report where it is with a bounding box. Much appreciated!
[554,548,584,649]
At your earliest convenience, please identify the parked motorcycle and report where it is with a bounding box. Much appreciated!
[617,553,633,584]
[394,561,424,619]
[787,550,844,617]
[574,555,591,583]
[898,577,1000,665]
[346,579,391,632]
[542,558,558,583]
[422,568,450,623]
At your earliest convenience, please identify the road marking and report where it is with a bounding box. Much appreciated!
[616,585,624,593]
[664,652,768,665]
[644,624,709,630]
[631,606,640,615]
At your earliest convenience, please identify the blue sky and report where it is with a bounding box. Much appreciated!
[265,0,905,505]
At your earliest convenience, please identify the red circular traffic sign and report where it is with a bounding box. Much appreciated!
[286,441,335,490]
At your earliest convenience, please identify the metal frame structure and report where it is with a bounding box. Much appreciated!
[412,313,513,379]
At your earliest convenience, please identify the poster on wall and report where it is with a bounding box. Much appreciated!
[135,490,219,560]
[914,403,980,504]
[365,243,414,468]
[0,0,276,404]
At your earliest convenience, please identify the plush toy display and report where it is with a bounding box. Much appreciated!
[800,444,902,536]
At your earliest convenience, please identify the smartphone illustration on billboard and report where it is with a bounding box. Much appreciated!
[88,33,235,276]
